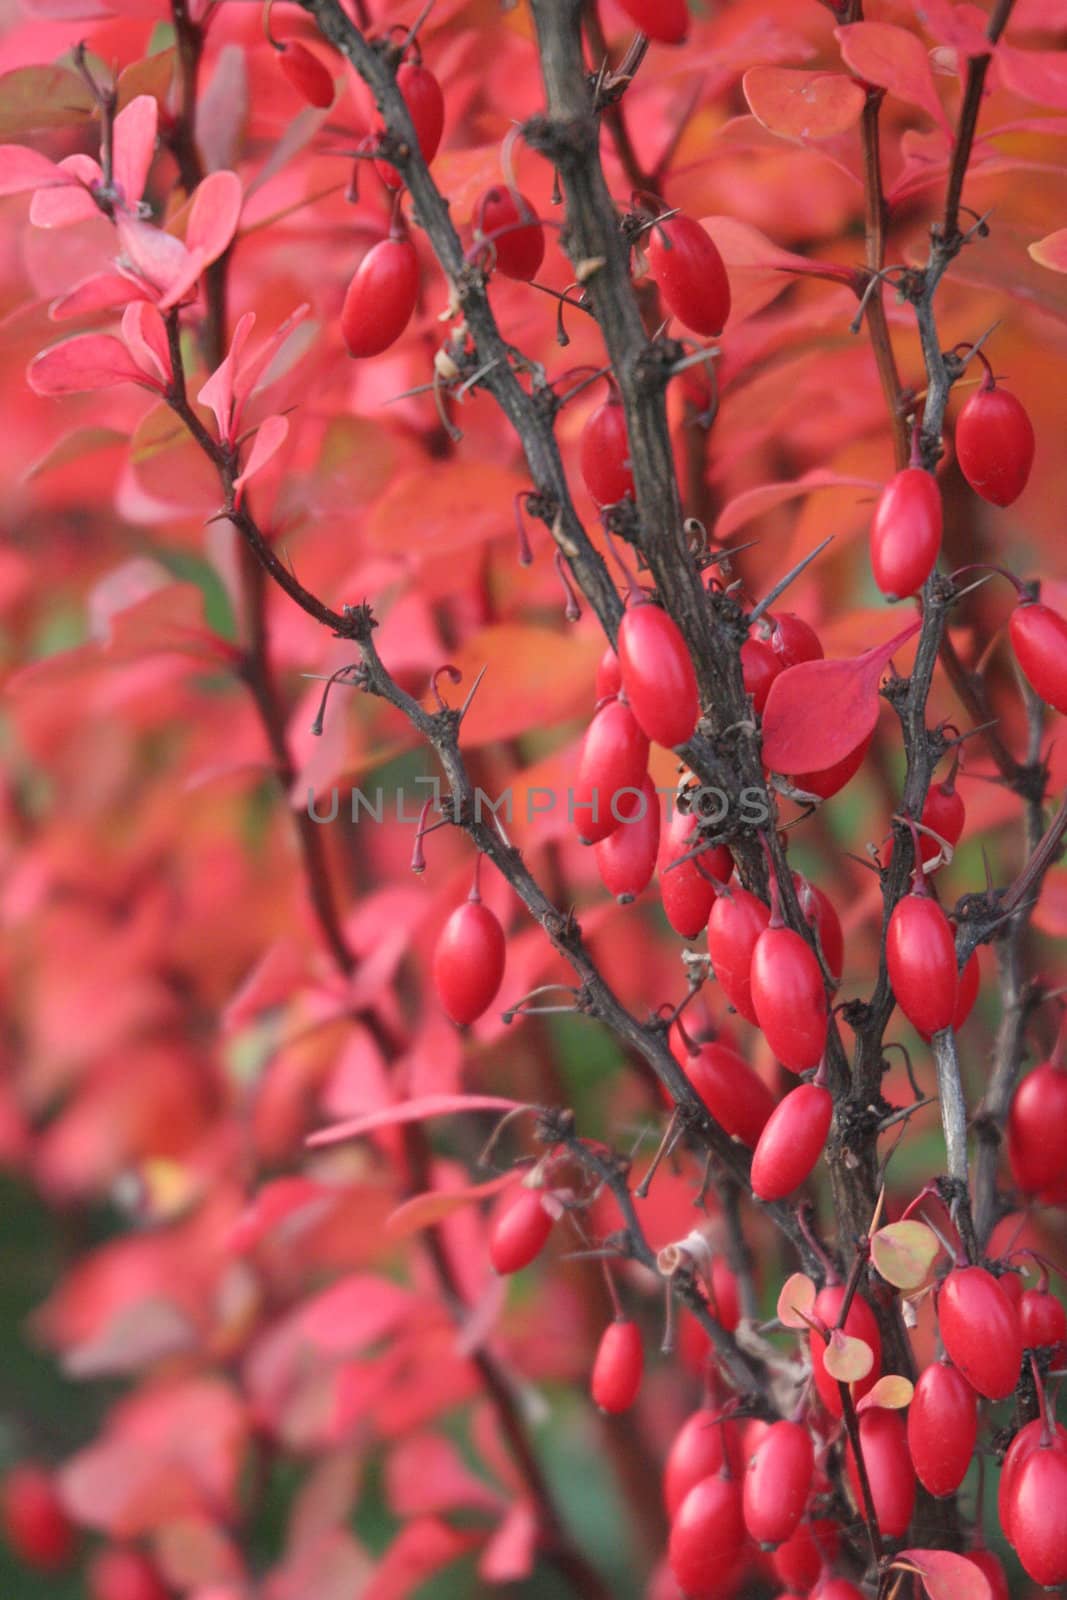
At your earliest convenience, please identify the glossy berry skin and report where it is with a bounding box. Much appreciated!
[277,42,335,107]
[741,637,782,713]
[810,1582,865,1600]
[794,875,843,981]
[917,946,980,1042]
[1009,1443,1067,1586]
[595,647,621,701]
[668,1475,745,1599]
[579,397,633,505]
[648,215,731,336]
[375,62,445,189]
[1007,1060,1067,1193]
[1,1465,75,1572]
[750,925,828,1073]
[742,1420,814,1547]
[886,777,966,871]
[488,1187,552,1274]
[769,612,823,669]
[809,1287,882,1417]
[870,466,942,599]
[686,1041,777,1149]
[885,892,957,1038]
[658,805,730,937]
[965,1547,1010,1600]
[88,1548,170,1600]
[664,1412,743,1517]
[591,1318,643,1414]
[617,603,699,748]
[906,1360,977,1498]
[845,1408,915,1539]
[1010,600,1067,715]
[708,887,770,1025]
[998,1418,1067,1543]
[955,380,1035,506]
[750,1083,832,1201]
[432,898,505,1026]
[790,730,873,800]
[341,236,419,358]
[594,772,660,901]
[617,0,689,44]
[1020,1288,1067,1354]
[770,1519,840,1590]
[937,1266,1023,1400]
[574,696,649,845]
[473,187,544,281]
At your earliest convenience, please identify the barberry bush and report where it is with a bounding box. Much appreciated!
[1,0,1066,1596]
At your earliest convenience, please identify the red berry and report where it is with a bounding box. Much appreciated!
[685,1041,777,1148]
[617,602,699,748]
[845,1407,915,1539]
[594,772,660,901]
[488,1186,553,1274]
[1008,1059,1067,1193]
[770,1519,840,1590]
[616,0,689,45]
[664,1412,744,1517]
[89,1548,170,1600]
[591,1317,643,1413]
[1020,1287,1067,1354]
[885,890,957,1038]
[432,895,506,1025]
[742,1420,814,1548]
[1009,599,1067,715]
[906,1359,977,1498]
[277,41,335,108]
[659,804,731,938]
[750,925,828,1073]
[768,613,823,669]
[574,695,650,844]
[869,466,943,599]
[998,1417,1067,1544]
[473,187,544,281]
[793,875,843,982]
[1008,1438,1067,1586]
[375,61,445,189]
[750,1082,832,1201]
[810,1581,865,1600]
[647,215,731,336]
[937,1265,1023,1400]
[809,1286,881,1417]
[668,1474,745,1598]
[741,636,782,713]
[707,886,770,1025]
[955,378,1035,506]
[710,1257,742,1333]
[341,235,419,358]
[1,1465,75,1572]
[790,730,873,799]
[965,1547,1009,1600]
[579,395,633,506]
[595,646,622,701]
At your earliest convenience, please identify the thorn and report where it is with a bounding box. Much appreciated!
[748,536,834,625]
[458,662,489,721]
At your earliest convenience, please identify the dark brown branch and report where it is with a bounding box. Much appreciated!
[941,0,1017,247]
[857,83,909,470]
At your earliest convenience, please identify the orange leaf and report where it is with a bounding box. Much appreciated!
[743,68,866,142]
[385,1172,518,1239]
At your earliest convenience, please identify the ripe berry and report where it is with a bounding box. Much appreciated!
[573,695,649,844]
[594,772,660,901]
[668,1474,745,1597]
[616,0,689,45]
[341,233,419,358]
[809,1286,881,1417]
[810,1581,865,1600]
[793,875,843,982]
[750,1082,832,1201]
[845,1406,915,1539]
[1008,1044,1067,1194]
[1009,599,1067,715]
[771,1518,840,1590]
[432,885,506,1026]
[685,1040,777,1148]
[591,1318,643,1413]
[741,636,781,713]
[647,215,731,336]
[885,886,957,1038]
[768,612,823,669]
[375,61,445,189]
[1,1464,75,1571]
[790,729,873,800]
[88,1548,170,1600]
[658,803,731,938]
[707,886,770,1025]
[870,466,942,599]
[617,602,699,748]
[664,1412,744,1517]
[966,1547,1010,1600]
[955,375,1035,506]
[1008,1438,1067,1586]
[488,1187,553,1274]
[998,1417,1067,1544]
[276,41,335,107]
[937,1265,1023,1400]
[595,646,622,701]
[579,394,633,506]
[742,1420,814,1548]
[749,923,828,1072]
[472,187,545,281]
[906,1359,977,1498]
[1020,1287,1067,1356]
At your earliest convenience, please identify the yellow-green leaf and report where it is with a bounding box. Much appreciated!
[871,1219,940,1290]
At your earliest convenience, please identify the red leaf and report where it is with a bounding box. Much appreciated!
[743,68,867,141]
[233,413,289,506]
[295,1273,414,1356]
[362,1518,478,1600]
[836,22,952,133]
[385,1433,501,1518]
[185,169,243,264]
[226,1177,337,1254]
[120,302,172,387]
[0,142,64,195]
[715,469,879,542]
[112,94,157,205]
[895,1549,993,1600]
[27,334,151,396]
[28,152,100,224]
[909,0,990,56]
[307,1094,524,1148]
[385,1173,518,1239]
[479,1501,538,1583]
[999,44,1067,109]
[52,271,146,322]
[760,620,922,775]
